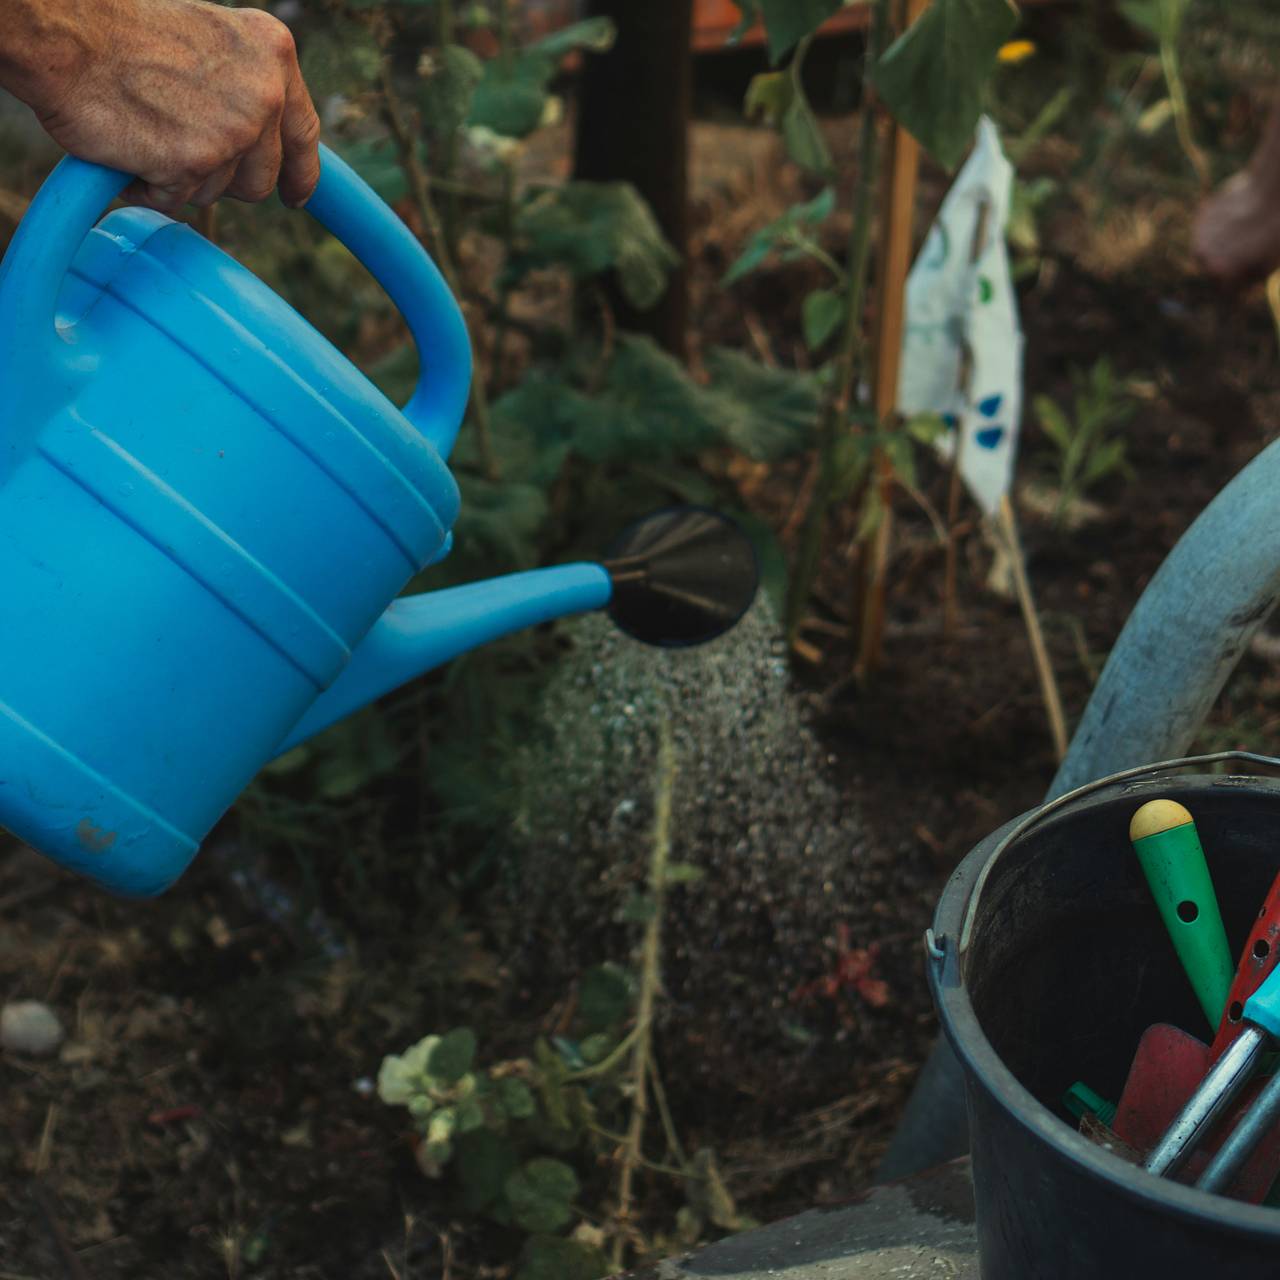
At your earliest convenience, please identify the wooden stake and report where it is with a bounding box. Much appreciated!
[943,198,990,634]
[996,494,1068,762]
[855,0,926,679]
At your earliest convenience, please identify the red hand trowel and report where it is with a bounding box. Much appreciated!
[1110,801,1280,1201]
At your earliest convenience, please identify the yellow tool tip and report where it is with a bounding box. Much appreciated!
[1130,799,1195,842]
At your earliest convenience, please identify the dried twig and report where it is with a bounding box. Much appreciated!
[611,720,676,1271]
[995,495,1068,761]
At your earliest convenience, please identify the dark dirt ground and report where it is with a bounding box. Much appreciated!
[2,100,1279,1280]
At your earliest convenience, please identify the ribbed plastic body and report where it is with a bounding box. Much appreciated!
[0,148,471,896]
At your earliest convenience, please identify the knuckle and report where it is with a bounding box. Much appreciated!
[293,109,321,146]
[229,122,263,154]
[235,9,298,66]
[259,85,286,119]
[182,146,223,178]
[262,15,299,63]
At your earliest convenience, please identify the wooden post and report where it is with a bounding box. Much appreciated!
[855,0,926,678]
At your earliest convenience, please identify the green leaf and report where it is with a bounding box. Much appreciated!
[457,1129,519,1212]
[802,288,844,350]
[831,432,874,500]
[744,70,790,123]
[905,412,947,445]
[467,20,615,141]
[666,862,706,886]
[505,1158,580,1234]
[578,1033,613,1064]
[503,182,679,309]
[427,1028,477,1084]
[758,0,841,63]
[884,432,918,491]
[703,347,821,460]
[782,62,833,176]
[620,892,657,924]
[871,0,1018,169]
[426,1106,458,1148]
[1120,0,1188,42]
[455,1096,487,1133]
[580,963,633,1033]
[1034,395,1073,452]
[469,53,554,138]
[533,1040,571,1130]
[722,187,834,285]
[517,1235,609,1280]
[1081,438,1130,486]
[726,1,762,46]
[419,44,484,135]
[530,16,617,58]
[855,485,884,542]
[743,67,832,176]
[496,1077,537,1121]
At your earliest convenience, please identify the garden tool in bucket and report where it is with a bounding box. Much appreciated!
[0,145,758,899]
[928,753,1280,1280]
[1109,827,1280,1202]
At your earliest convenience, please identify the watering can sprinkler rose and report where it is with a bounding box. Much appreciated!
[0,143,757,898]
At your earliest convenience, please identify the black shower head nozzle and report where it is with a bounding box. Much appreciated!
[601,506,759,648]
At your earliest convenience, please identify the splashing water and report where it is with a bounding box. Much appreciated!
[509,596,890,1092]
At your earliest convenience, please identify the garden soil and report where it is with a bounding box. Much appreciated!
[0,118,1278,1278]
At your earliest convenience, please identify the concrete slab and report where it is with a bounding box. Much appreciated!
[617,1159,979,1280]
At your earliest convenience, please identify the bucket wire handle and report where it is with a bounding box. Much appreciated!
[956,751,1280,956]
[0,144,471,458]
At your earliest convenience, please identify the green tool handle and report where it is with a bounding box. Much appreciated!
[1132,813,1233,1028]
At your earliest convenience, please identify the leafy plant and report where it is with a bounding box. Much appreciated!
[376,727,748,1275]
[1034,359,1137,526]
[723,0,1022,655]
[1120,0,1209,185]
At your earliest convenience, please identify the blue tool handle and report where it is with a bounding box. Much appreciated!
[1244,961,1280,1040]
[0,144,471,458]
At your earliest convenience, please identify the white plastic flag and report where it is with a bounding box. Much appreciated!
[896,116,1023,517]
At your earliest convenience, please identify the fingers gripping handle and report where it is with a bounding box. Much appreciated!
[0,145,472,458]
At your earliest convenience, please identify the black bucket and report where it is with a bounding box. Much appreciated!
[930,754,1280,1278]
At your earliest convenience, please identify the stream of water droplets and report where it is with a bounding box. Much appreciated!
[510,597,892,1087]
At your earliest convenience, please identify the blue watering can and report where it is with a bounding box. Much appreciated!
[0,144,756,898]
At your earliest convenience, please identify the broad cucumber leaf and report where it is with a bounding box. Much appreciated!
[758,0,842,63]
[871,0,1018,170]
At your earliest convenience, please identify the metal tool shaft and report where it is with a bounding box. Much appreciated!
[1196,1060,1280,1193]
[1144,1027,1266,1178]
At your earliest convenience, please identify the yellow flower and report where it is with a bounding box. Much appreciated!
[997,39,1036,65]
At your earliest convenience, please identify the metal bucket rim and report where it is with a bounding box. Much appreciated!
[932,752,1280,1235]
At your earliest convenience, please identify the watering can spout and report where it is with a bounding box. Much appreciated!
[274,504,763,756]
[275,563,613,755]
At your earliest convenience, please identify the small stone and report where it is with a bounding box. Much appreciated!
[1,1001,66,1057]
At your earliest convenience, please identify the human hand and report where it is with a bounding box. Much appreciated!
[1192,170,1280,288]
[2,0,321,212]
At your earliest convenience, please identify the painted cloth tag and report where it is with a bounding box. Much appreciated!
[896,115,1023,516]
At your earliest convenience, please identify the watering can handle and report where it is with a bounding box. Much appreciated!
[0,143,471,458]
